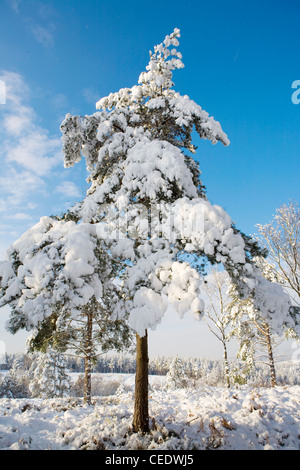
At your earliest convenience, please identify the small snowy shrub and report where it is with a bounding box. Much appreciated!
[165,357,188,389]
[29,349,71,398]
[91,376,122,396]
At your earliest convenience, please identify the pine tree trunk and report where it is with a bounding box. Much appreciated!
[84,312,93,405]
[265,324,277,387]
[132,330,149,433]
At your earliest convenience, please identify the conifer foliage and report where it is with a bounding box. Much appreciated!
[29,349,71,399]
[165,356,188,389]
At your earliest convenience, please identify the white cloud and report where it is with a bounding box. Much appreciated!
[5,130,62,176]
[1,72,34,136]
[24,18,55,48]
[30,23,54,48]
[7,1,57,48]
[6,0,22,14]
[55,181,82,199]
[0,70,84,259]
[0,168,46,209]
[4,111,33,136]
[0,70,63,222]
[83,87,100,106]
[0,70,30,107]
[7,212,32,221]
[0,70,63,176]
[52,93,68,110]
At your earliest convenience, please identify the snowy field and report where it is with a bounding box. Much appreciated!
[0,373,299,450]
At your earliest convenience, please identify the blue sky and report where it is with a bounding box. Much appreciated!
[0,0,299,357]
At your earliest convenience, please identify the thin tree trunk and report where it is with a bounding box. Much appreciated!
[223,340,230,388]
[84,312,93,404]
[265,324,277,387]
[132,330,149,433]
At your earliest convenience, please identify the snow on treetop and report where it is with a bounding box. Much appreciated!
[60,28,229,201]
[96,28,184,110]
[91,28,229,147]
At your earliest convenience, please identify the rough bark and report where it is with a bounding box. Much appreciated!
[132,330,149,433]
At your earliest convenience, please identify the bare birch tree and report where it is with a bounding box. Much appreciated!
[202,269,232,388]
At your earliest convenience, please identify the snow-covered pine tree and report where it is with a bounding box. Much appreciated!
[0,215,132,404]
[29,348,71,398]
[59,28,296,431]
[0,354,29,398]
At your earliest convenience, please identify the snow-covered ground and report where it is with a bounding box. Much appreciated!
[0,373,299,450]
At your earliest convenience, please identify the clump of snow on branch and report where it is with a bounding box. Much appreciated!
[0,218,113,330]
